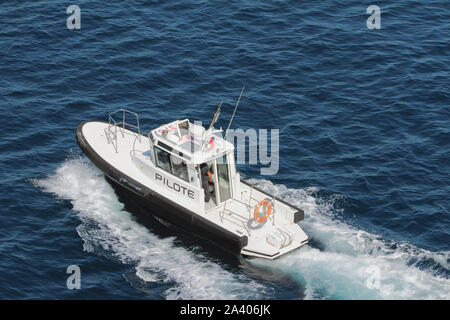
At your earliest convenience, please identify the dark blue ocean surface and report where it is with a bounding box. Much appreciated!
[0,1,448,299]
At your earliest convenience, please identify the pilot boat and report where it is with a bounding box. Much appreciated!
[76,107,308,259]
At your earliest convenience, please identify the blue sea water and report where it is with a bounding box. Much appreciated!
[0,0,449,299]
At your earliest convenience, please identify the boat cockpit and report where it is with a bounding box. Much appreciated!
[143,119,237,213]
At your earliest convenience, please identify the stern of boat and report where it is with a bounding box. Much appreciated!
[221,180,309,260]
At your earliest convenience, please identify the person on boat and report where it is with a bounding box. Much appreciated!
[200,163,213,202]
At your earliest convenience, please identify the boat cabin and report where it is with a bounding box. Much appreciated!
[139,119,240,213]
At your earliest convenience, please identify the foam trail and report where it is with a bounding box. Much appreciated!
[35,157,268,299]
[247,179,450,300]
[35,158,449,299]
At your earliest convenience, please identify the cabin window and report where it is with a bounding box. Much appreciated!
[154,147,171,172]
[217,154,231,202]
[170,155,189,182]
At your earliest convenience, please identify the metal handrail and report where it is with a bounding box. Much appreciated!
[219,191,279,237]
[107,109,142,153]
[221,200,252,236]
[240,185,276,226]
[107,117,119,153]
[132,134,143,156]
[230,197,253,219]
[109,109,142,137]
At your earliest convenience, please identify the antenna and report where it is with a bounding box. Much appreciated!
[209,101,222,129]
[224,86,245,140]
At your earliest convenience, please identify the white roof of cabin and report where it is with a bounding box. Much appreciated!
[150,119,234,164]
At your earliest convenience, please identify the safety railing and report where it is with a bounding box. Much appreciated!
[107,109,141,153]
[219,193,277,237]
[221,199,252,236]
[240,185,276,226]
[132,134,145,157]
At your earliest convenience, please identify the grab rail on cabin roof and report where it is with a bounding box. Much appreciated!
[107,109,142,153]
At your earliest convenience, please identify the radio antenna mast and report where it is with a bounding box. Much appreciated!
[209,101,222,129]
[224,86,245,140]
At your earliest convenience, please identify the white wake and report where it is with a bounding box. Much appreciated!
[247,179,450,300]
[35,157,449,299]
[35,157,268,299]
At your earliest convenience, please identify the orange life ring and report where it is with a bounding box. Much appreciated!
[254,198,272,223]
